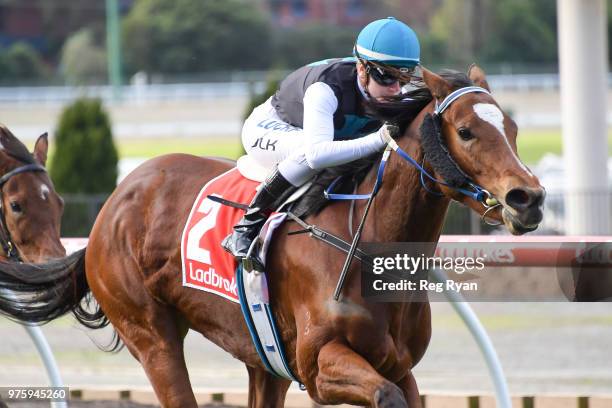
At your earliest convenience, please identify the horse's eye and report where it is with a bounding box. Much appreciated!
[457,128,473,141]
[10,201,22,213]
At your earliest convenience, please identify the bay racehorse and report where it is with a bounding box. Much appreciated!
[0,67,543,407]
[0,125,64,263]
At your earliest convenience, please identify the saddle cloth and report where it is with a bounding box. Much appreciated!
[181,164,304,302]
[181,167,258,302]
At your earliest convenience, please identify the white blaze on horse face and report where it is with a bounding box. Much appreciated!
[473,103,506,137]
[473,103,532,175]
[40,184,50,201]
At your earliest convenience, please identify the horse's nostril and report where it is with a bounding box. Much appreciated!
[505,188,532,211]
[505,187,545,212]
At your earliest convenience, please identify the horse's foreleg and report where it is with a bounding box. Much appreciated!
[396,371,423,408]
[99,280,196,408]
[313,341,408,408]
[113,309,196,408]
[246,365,290,408]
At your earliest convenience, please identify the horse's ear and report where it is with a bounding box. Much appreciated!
[467,64,491,92]
[0,124,13,147]
[33,132,48,166]
[422,67,451,100]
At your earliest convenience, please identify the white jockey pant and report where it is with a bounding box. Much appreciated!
[241,97,386,186]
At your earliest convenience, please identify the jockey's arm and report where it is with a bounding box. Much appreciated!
[302,82,387,170]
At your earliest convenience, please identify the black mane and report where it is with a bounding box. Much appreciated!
[439,70,474,88]
[363,70,474,132]
[364,87,432,133]
[0,124,37,165]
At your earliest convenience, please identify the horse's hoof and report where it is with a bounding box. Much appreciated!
[373,382,408,408]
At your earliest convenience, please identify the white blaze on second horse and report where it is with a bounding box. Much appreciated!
[473,103,532,175]
[40,184,50,201]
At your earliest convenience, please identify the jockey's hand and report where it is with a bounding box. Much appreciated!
[379,124,400,144]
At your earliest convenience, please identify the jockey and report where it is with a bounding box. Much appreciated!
[222,17,420,263]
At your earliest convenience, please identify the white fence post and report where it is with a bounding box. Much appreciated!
[431,268,512,408]
[23,325,67,408]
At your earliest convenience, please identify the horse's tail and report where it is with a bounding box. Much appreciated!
[0,248,122,351]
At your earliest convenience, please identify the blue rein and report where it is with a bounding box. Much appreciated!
[324,144,488,202]
[324,86,493,204]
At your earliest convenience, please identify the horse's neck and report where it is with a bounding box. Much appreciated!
[364,115,450,243]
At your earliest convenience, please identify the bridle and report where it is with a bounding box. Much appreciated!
[430,86,503,224]
[325,85,504,224]
[0,163,47,261]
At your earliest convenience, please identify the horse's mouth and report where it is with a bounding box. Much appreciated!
[502,207,541,235]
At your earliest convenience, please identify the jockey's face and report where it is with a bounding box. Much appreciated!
[357,62,402,101]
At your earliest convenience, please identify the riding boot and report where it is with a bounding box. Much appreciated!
[221,168,297,265]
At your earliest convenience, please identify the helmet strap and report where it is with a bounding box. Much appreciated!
[357,60,374,99]
[364,76,373,99]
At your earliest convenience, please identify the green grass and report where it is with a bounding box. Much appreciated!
[117,137,243,159]
[33,131,611,166]
[113,131,611,165]
[517,129,612,165]
[36,136,244,165]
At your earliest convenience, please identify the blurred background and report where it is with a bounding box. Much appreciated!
[0,1,611,404]
[0,0,609,237]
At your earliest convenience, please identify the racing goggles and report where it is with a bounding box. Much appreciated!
[366,63,415,86]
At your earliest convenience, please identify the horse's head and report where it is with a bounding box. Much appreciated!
[0,125,65,262]
[420,66,544,235]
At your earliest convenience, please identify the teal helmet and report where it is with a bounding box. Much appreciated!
[353,17,420,68]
